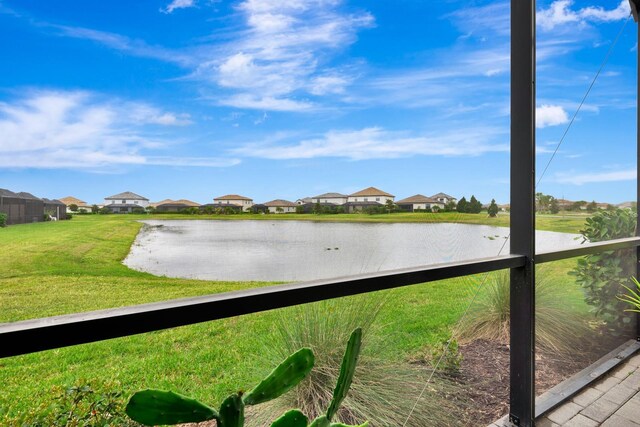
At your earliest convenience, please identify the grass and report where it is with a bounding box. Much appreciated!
[0,213,591,422]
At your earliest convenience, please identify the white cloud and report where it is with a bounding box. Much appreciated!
[161,0,196,14]
[0,91,236,170]
[536,104,569,128]
[231,126,508,160]
[197,0,374,110]
[537,0,629,31]
[556,169,636,185]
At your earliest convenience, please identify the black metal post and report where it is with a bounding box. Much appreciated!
[510,0,536,425]
[634,0,640,342]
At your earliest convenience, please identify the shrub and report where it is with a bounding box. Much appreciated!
[247,294,463,427]
[618,277,640,313]
[487,199,498,217]
[0,212,6,227]
[4,380,138,426]
[458,269,593,354]
[571,209,637,330]
[66,213,73,219]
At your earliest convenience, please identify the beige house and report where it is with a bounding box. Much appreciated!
[430,192,457,205]
[104,191,149,213]
[58,196,90,213]
[263,199,297,213]
[396,194,444,211]
[311,192,348,205]
[347,187,394,204]
[213,194,254,212]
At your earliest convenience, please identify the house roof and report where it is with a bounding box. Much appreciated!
[349,187,394,197]
[214,194,253,201]
[105,191,148,201]
[431,192,456,199]
[263,199,297,207]
[42,198,66,206]
[151,199,200,208]
[0,188,19,197]
[313,192,348,199]
[58,196,89,206]
[396,194,440,204]
[16,192,41,200]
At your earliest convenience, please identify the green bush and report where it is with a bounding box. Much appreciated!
[0,212,6,227]
[571,208,637,330]
[66,213,73,220]
[3,380,138,426]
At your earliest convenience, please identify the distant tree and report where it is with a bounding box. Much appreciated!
[606,204,616,211]
[276,207,284,213]
[571,201,587,211]
[91,204,99,214]
[385,199,397,213]
[549,198,560,214]
[68,204,79,212]
[535,193,553,212]
[296,205,305,214]
[314,202,322,215]
[487,199,499,217]
[586,200,598,212]
[444,201,456,212]
[78,208,88,214]
[456,197,468,213]
[468,195,482,214]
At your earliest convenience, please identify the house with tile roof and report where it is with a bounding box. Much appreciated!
[396,194,444,212]
[104,191,149,213]
[347,187,394,204]
[430,192,457,205]
[311,192,349,205]
[58,196,90,213]
[261,199,297,214]
[151,199,201,212]
[213,194,254,212]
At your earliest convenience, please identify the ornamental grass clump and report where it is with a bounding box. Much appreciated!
[458,269,593,354]
[618,277,640,313]
[247,294,464,427]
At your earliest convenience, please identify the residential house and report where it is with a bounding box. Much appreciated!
[213,194,254,212]
[152,199,201,213]
[311,192,348,205]
[0,189,27,225]
[396,194,444,212]
[16,192,45,223]
[104,191,149,213]
[347,187,394,204]
[58,196,91,213]
[262,199,297,214]
[296,197,312,205]
[430,192,457,205]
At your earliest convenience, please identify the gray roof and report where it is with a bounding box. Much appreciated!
[396,194,440,204]
[431,192,456,199]
[105,191,149,201]
[42,198,66,205]
[312,192,348,199]
[0,188,19,197]
[16,192,42,200]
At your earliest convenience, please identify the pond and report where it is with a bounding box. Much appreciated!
[124,220,582,282]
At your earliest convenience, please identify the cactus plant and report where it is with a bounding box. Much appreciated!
[270,328,368,427]
[125,347,314,426]
[271,410,309,427]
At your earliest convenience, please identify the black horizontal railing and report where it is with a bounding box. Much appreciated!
[2,236,640,359]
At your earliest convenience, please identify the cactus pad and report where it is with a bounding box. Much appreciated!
[309,415,331,427]
[218,393,245,427]
[244,347,314,405]
[125,389,217,426]
[270,409,309,427]
[326,328,362,421]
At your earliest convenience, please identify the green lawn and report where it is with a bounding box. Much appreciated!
[0,213,589,420]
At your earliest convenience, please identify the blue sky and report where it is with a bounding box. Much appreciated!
[0,0,637,205]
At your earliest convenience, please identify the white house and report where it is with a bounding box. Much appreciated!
[431,192,457,205]
[396,194,444,211]
[104,191,149,213]
[213,194,254,212]
[263,199,297,213]
[311,192,349,205]
[348,187,394,204]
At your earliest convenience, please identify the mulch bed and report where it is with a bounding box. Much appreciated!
[454,339,596,426]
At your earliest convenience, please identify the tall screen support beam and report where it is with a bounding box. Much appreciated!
[633,0,640,343]
[510,0,536,426]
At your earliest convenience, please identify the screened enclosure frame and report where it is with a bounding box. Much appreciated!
[2,1,640,426]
